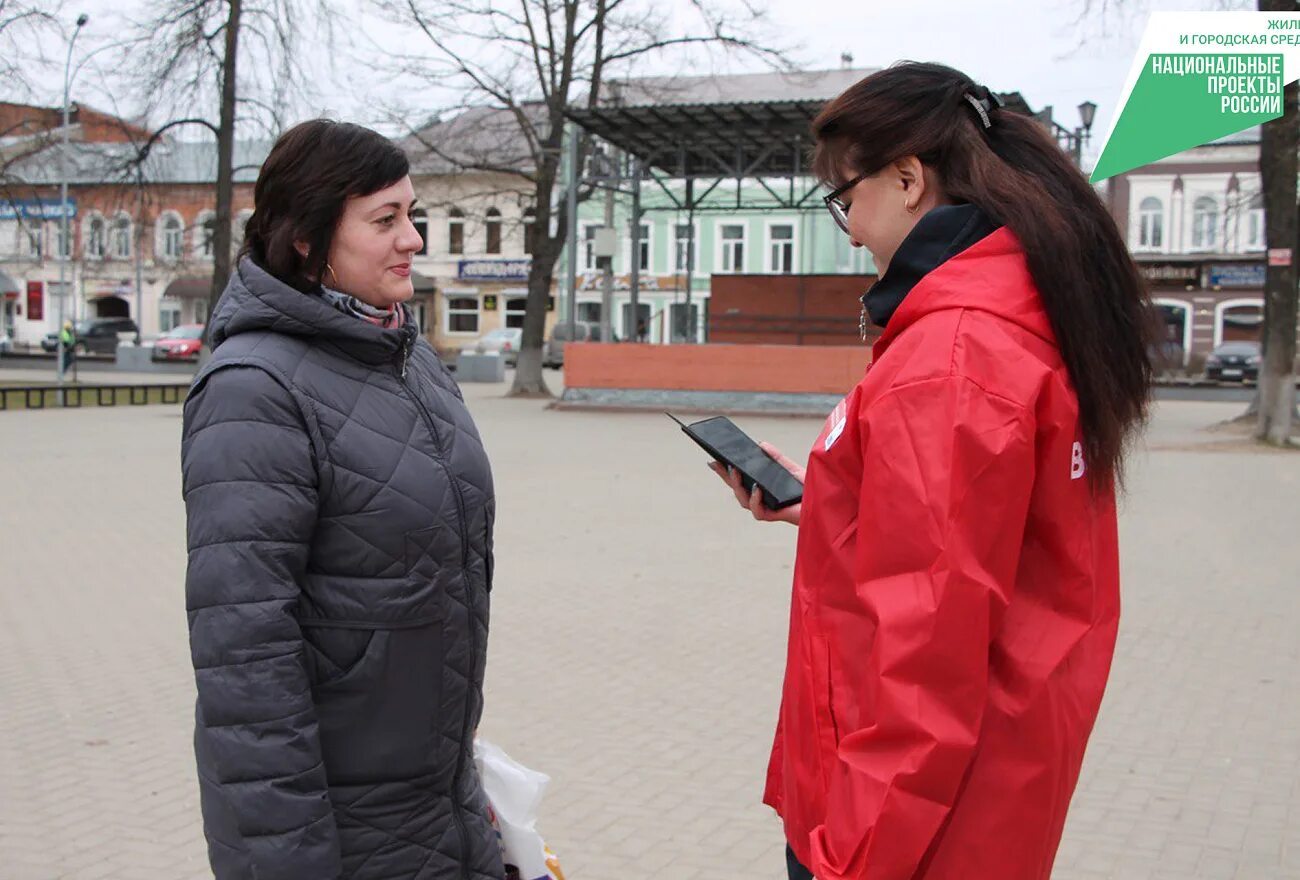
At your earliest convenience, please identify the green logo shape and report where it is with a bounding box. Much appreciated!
[1091,53,1284,183]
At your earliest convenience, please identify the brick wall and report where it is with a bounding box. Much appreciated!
[564,342,871,395]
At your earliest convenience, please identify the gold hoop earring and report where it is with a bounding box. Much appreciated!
[905,199,919,215]
[324,262,339,288]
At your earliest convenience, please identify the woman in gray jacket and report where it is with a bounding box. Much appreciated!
[182,120,502,880]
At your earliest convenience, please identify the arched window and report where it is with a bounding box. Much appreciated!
[84,213,106,259]
[1138,197,1163,250]
[523,208,537,255]
[485,207,502,254]
[412,208,429,256]
[111,213,133,260]
[195,210,217,259]
[1191,196,1218,250]
[448,207,465,255]
[158,211,184,261]
[53,219,71,259]
[1245,192,1265,251]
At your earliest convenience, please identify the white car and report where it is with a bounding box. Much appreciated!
[465,327,523,367]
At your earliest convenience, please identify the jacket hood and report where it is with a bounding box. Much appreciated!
[208,256,414,365]
[874,221,1055,355]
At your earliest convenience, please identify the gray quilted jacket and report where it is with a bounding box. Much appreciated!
[181,257,502,880]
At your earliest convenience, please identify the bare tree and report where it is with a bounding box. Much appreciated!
[0,1,62,188]
[113,0,335,324]
[379,0,785,396]
[0,0,59,99]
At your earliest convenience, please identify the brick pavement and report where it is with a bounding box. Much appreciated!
[0,387,1297,879]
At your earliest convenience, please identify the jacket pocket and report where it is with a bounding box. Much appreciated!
[302,628,376,687]
[312,618,448,784]
[811,633,841,791]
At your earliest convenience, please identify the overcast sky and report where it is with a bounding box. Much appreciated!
[25,0,1235,168]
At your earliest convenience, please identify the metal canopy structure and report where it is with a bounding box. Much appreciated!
[559,71,1035,342]
[567,98,823,208]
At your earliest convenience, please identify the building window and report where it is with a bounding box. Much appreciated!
[719,223,745,273]
[448,208,465,255]
[446,295,479,333]
[1191,196,1219,250]
[674,223,695,272]
[581,223,599,271]
[159,298,181,333]
[1245,194,1265,251]
[22,221,42,258]
[505,296,526,328]
[52,220,71,259]
[485,208,502,255]
[111,214,132,260]
[1138,197,1163,250]
[196,212,216,259]
[629,222,651,273]
[85,214,105,259]
[412,208,428,256]
[158,212,184,261]
[768,223,794,273]
[523,208,537,255]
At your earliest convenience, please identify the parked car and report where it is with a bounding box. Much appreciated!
[465,327,524,367]
[152,324,206,361]
[41,317,139,355]
[543,320,614,368]
[1204,340,1261,383]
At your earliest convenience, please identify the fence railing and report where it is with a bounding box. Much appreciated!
[0,383,190,411]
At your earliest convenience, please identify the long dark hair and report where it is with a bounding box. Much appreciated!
[813,62,1153,489]
[243,119,410,291]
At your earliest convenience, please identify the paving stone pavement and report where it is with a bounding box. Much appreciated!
[0,383,1297,880]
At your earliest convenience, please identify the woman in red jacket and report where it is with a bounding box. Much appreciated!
[713,63,1153,880]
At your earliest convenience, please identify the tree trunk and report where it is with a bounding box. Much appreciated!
[207,0,242,330]
[1255,0,1299,444]
[510,164,559,397]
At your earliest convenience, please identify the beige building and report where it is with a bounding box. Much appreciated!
[402,107,558,358]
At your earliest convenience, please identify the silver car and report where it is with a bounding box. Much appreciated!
[468,327,523,367]
[544,321,612,369]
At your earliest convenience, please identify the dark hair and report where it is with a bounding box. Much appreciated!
[242,119,410,291]
[813,62,1154,489]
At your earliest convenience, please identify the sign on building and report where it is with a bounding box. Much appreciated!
[0,199,77,220]
[1139,262,1200,286]
[1207,263,1266,289]
[457,259,531,281]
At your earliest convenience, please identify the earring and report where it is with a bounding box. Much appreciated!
[905,198,919,215]
[324,262,339,288]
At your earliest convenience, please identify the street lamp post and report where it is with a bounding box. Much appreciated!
[57,12,89,398]
[1036,100,1097,168]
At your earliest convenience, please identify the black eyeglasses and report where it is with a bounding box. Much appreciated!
[822,171,870,234]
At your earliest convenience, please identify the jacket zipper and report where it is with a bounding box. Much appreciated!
[395,336,476,880]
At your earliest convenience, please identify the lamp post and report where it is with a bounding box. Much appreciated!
[56,12,89,397]
[1036,100,1097,168]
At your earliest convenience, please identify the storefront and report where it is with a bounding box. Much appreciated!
[430,258,558,357]
[1139,258,1265,370]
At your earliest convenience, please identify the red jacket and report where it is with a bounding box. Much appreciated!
[765,227,1120,880]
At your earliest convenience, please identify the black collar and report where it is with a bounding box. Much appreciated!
[863,203,999,329]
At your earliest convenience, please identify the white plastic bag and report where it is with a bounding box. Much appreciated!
[474,738,566,880]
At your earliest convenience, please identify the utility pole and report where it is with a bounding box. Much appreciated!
[57,13,90,400]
